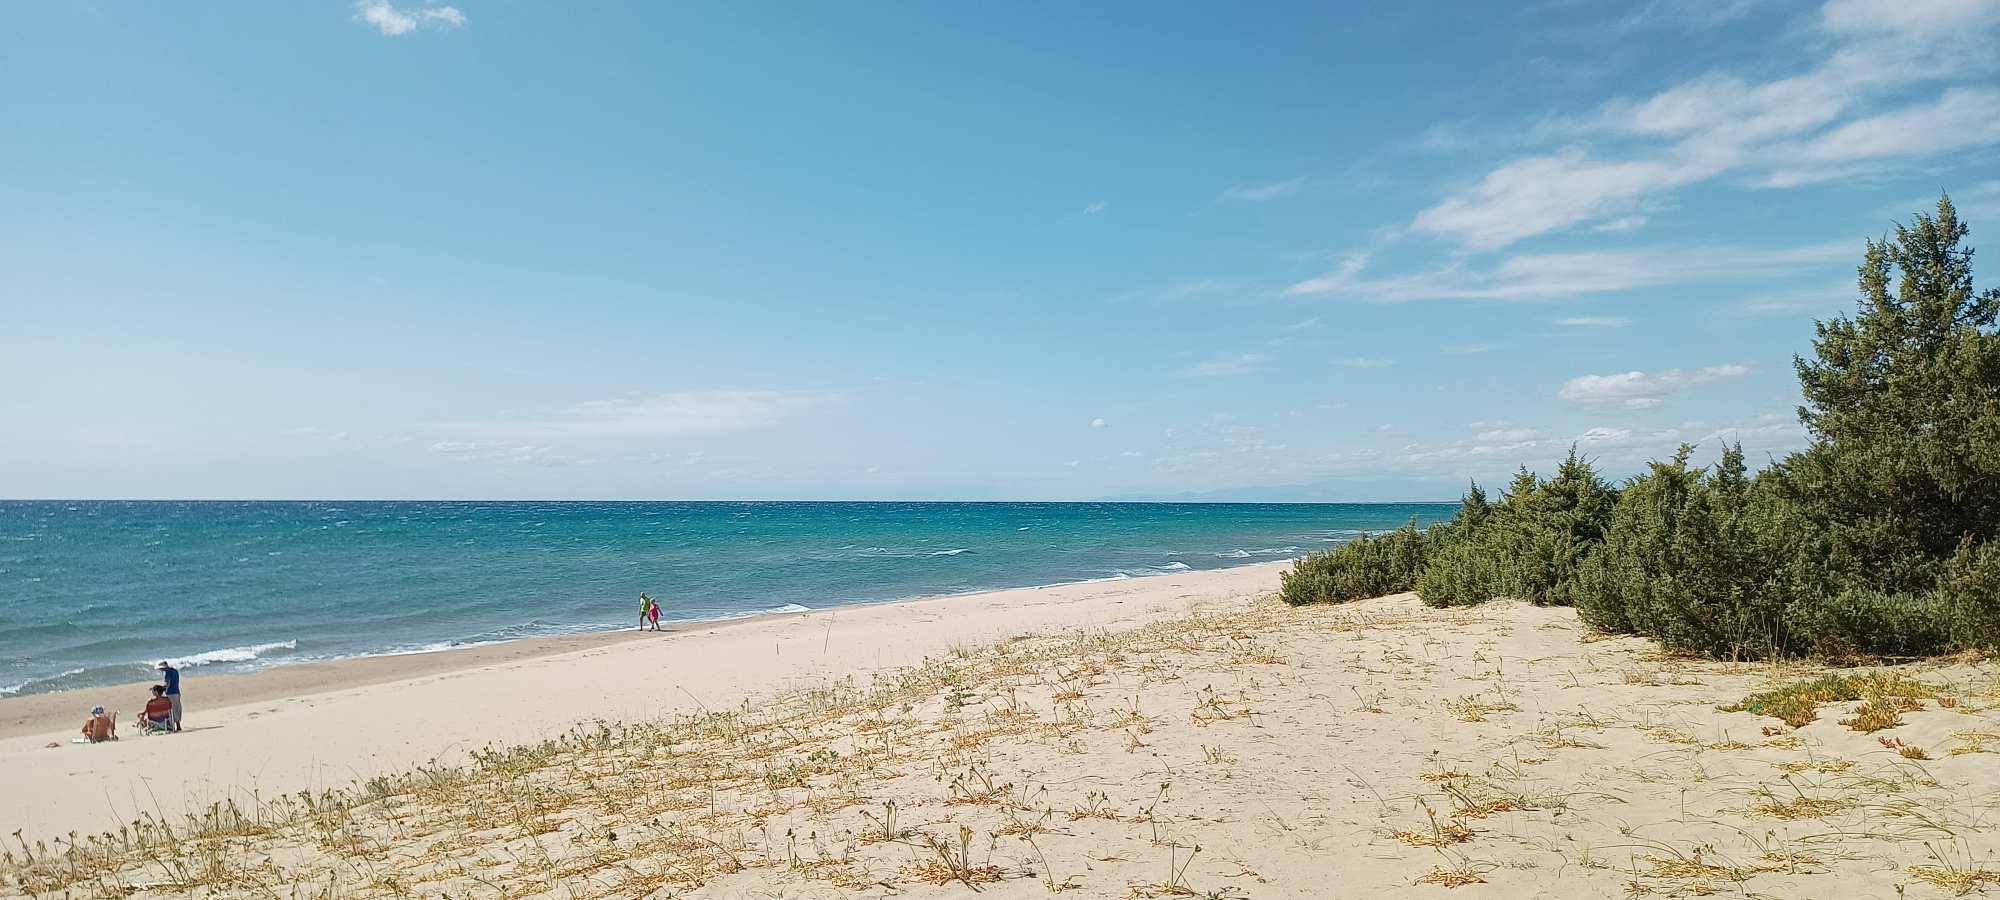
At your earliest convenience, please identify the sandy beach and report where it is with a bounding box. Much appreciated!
[0,563,1286,843]
[10,562,2000,897]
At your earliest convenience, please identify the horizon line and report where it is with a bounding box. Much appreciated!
[0,497,1467,506]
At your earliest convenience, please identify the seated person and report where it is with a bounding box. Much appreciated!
[81,705,117,743]
[137,685,174,733]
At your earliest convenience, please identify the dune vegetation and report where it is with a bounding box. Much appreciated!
[9,197,2000,899]
[1285,195,2000,663]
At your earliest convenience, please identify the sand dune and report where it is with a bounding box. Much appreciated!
[8,569,2000,897]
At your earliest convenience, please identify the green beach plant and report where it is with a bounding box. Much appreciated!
[1278,518,1431,605]
[1286,193,2000,662]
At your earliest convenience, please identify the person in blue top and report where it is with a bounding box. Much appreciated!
[155,660,182,732]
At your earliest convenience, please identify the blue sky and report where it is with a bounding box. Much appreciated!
[5,0,1999,501]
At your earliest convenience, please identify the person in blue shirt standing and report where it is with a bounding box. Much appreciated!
[155,660,182,732]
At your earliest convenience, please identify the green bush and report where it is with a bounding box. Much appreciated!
[1278,519,1430,606]
[1575,445,1787,658]
[1284,195,2000,663]
[1939,539,2000,650]
[1786,195,2000,596]
[1782,588,1951,660]
[1478,451,1616,607]
[1414,539,1496,608]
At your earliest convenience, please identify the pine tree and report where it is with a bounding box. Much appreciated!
[1782,195,2000,594]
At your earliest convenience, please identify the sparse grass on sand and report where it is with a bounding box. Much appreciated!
[8,592,2000,898]
[1724,672,1939,728]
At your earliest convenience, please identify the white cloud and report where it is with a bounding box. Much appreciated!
[1287,241,1847,302]
[1762,87,2000,185]
[1555,316,1632,328]
[1221,177,1305,202]
[1090,417,1107,429]
[1578,426,1634,442]
[282,426,348,441]
[1083,201,1109,215]
[1179,353,1266,378]
[1558,364,1752,409]
[1593,215,1650,233]
[440,390,826,442]
[1440,343,1500,355]
[1336,357,1393,368]
[1409,1,2000,248]
[1614,0,1766,32]
[1820,0,2000,37]
[1733,280,1851,316]
[1413,149,1716,251]
[354,1,466,36]
[428,441,582,467]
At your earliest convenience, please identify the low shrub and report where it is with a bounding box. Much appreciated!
[1414,540,1496,608]
[1575,445,1788,658]
[1278,520,1429,606]
[1939,539,2000,651]
[1724,672,1939,728]
[1479,451,1616,607]
[1783,589,1951,660]
[1282,196,2000,663]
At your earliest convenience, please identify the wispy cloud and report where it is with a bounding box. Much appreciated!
[440,391,828,441]
[428,441,585,467]
[1732,280,1851,316]
[1179,353,1267,378]
[1286,241,1847,302]
[1592,215,1650,233]
[1220,177,1305,202]
[1761,87,2000,186]
[1612,0,1767,33]
[354,1,467,36]
[1336,357,1394,368]
[1440,343,1500,355]
[1408,1,2000,248]
[1555,316,1632,328]
[1558,364,1752,409]
[282,426,349,441]
[1109,278,1245,305]
[1082,201,1109,215]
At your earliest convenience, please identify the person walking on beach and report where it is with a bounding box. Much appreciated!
[639,593,656,631]
[155,660,182,731]
[647,593,662,631]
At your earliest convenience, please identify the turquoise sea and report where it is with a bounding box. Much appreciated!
[0,501,1456,695]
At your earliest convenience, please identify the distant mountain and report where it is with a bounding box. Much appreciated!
[1100,478,1462,504]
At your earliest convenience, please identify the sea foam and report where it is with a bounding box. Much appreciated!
[173,639,298,668]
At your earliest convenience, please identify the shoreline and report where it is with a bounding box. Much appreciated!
[0,560,1290,840]
[0,558,1292,735]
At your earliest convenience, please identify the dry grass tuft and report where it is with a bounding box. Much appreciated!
[1908,865,2000,895]
[1774,757,1854,775]
[1951,730,2000,756]
[1416,862,1489,887]
[1751,793,1848,820]
[1880,737,1931,759]
[1443,694,1519,723]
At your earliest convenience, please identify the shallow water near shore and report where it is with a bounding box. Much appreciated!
[0,500,1452,695]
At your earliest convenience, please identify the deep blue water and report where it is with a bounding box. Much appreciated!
[0,501,1456,695]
